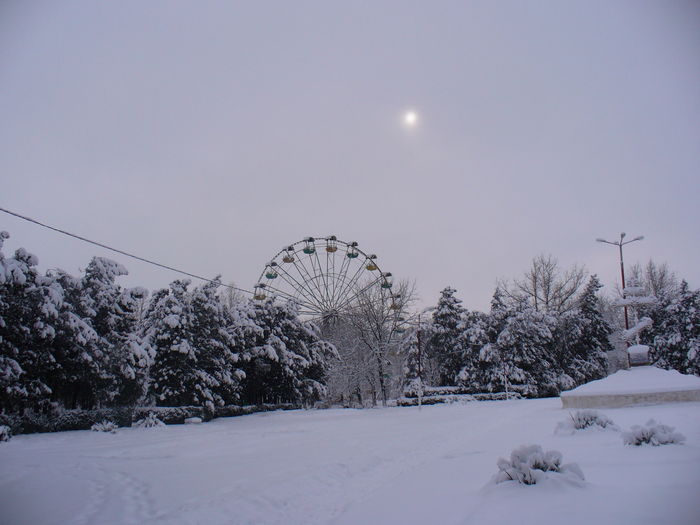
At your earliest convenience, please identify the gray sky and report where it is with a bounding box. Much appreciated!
[2,0,699,311]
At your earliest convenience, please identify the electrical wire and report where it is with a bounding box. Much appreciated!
[0,206,252,295]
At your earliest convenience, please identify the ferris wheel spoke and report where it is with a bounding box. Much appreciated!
[274,263,324,311]
[325,249,334,306]
[326,249,343,309]
[262,282,304,303]
[313,248,331,306]
[264,282,320,311]
[335,250,357,305]
[295,257,328,308]
[293,255,330,310]
[334,274,384,313]
[331,248,343,305]
[332,258,365,307]
[328,247,349,307]
[332,260,370,312]
[297,308,322,317]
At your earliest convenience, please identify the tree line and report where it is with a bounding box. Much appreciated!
[410,256,699,397]
[2,231,697,415]
[0,231,335,415]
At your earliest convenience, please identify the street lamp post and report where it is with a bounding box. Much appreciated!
[596,232,644,331]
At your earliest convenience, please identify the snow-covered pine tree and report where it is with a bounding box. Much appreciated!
[278,302,337,405]
[145,280,209,408]
[114,286,154,405]
[0,232,23,412]
[79,257,153,406]
[0,232,52,413]
[0,233,100,411]
[647,281,700,375]
[475,342,505,394]
[494,307,559,397]
[553,276,611,388]
[426,287,465,386]
[239,298,281,405]
[402,331,423,397]
[44,269,104,409]
[242,299,335,406]
[456,310,490,392]
[188,279,245,408]
[470,288,514,394]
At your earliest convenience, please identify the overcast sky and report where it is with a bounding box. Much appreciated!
[2,0,699,311]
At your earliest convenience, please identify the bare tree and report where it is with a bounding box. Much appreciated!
[218,282,247,311]
[322,320,374,407]
[626,260,679,300]
[324,280,416,406]
[502,255,587,314]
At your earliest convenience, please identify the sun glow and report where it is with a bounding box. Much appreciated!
[403,110,418,127]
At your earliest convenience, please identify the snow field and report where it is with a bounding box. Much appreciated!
[1,398,699,525]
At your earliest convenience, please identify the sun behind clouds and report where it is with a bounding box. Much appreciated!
[403,110,418,128]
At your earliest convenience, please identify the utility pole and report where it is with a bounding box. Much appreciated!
[596,232,644,331]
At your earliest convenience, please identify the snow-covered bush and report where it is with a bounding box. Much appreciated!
[0,425,11,442]
[622,419,685,446]
[493,444,584,486]
[91,420,118,433]
[132,413,166,428]
[213,403,297,418]
[555,410,618,434]
[54,408,134,432]
[132,406,206,425]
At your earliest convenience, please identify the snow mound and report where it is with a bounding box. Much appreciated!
[561,366,700,408]
[491,444,585,486]
[562,366,700,396]
[622,419,686,446]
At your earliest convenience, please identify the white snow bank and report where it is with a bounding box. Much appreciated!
[561,366,700,397]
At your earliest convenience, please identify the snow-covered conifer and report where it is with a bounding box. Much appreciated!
[78,257,153,406]
[425,287,465,385]
[494,307,558,397]
[188,279,245,408]
[553,276,610,387]
[647,281,700,375]
[402,331,424,397]
[242,299,335,405]
[43,270,103,409]
[455,310,490,392]
[0,235,75,411]
[145,280,205,408]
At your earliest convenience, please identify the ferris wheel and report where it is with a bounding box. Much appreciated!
[253,236,401,321]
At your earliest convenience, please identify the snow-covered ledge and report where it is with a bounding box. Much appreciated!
[561,366,700,409]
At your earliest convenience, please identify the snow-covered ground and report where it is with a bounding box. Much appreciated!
[1,399,699,525]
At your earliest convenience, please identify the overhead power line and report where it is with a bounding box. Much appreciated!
[0,206,252,295]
